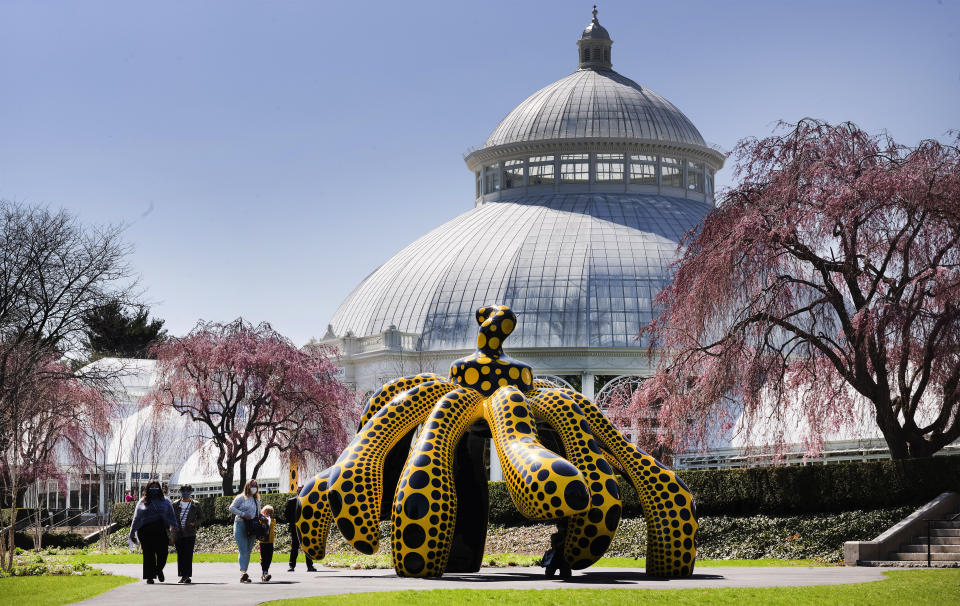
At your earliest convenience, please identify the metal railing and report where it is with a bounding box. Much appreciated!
[925,511,960,567]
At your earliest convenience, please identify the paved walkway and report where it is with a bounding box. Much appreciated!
[77,563,894,606]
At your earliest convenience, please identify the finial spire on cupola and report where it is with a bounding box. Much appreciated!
[577,5,612,70]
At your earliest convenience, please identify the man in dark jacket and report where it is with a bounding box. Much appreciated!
[285,489,316,572]
[173,485,205,583]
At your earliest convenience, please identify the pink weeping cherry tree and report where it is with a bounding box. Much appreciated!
[151,319,355,495]
[0,353,113,568]
[628,119,960,459]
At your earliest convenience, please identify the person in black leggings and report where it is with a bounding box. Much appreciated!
[129,480,177,584]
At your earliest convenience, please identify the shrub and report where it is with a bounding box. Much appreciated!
[676,456,960,515]
[486,456,960,523]
[13,531,87,550]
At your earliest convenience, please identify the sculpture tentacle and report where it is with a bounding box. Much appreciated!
[327,380,457,554]
[359,373,448,427]
[392,388,484,577]
[484,386,590,520]
[528,388,623,570]
[294,468,333,561]
[560,389,698,577]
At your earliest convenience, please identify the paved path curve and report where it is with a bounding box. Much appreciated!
[77,563,895,606]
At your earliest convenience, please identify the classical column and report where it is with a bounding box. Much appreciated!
[581,372,595,400]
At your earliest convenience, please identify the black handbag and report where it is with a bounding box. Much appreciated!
[244,514,269,540]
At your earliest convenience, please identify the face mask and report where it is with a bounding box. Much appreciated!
[181,491,192,499]
[250,487,258,495]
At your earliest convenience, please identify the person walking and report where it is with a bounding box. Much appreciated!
[129,480,176,584]
[284,488,317,572]
[229,478,261,583]
[172,484,204,584]
[258,505,276,582]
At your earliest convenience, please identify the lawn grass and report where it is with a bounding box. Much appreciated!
[595,557,828,568]
[261,569,960,606]
[0,575,135,606]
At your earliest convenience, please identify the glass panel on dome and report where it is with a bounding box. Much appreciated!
[560,154,589,183]
[595,153,624,183]
[528,156,556,186]
[661,157,682,188]
[629,154,657,185]
[529,163,555,185]
[483,165,500,194]
[504,160,524,189]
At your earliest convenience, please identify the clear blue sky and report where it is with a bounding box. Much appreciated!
[2,1,958,346]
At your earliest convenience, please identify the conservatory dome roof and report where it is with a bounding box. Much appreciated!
[481,69,706,150]
[328,194,711,351]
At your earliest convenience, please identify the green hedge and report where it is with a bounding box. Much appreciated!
[487,456,960,523]
[13,531,86,550]
[112,457,960,528]
[676,456,960,515]
[113,491,296,527]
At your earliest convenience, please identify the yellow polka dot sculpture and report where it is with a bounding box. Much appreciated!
[293,305,698,578]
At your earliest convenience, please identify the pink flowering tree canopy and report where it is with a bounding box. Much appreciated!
[631,120,960,459]
[151,319,354,495]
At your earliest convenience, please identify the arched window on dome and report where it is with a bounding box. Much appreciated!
[661,156,682,188]
[475,171,481,198]
[629,154,658,185]
[706,168,715,196]
[595,153,624,183]
[604,48,610,63]
[528,155,555,185]
[504,160,524,189]
[581,48,589,63]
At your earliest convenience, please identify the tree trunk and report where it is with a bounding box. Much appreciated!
[5,474,18,570]
[238,456,247,495]
[221,470,235,497]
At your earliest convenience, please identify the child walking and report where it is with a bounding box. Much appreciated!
[259,505,276,582]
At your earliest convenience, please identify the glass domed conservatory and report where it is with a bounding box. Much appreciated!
[321,10,724,417]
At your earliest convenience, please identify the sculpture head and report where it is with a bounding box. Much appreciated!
[450,304,532,396]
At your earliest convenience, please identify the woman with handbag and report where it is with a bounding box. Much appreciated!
[173,484,205,584]
[228,478,262,583]
[129,480,177,584]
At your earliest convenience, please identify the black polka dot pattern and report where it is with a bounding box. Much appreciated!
[527,388,623,570]
[358,373,447,428]
[485,387,591,520]
[327,380,457,555]
[449,305,533,396]
[392,388,484,577]
[558,389,698,577]
[293,468,332,561]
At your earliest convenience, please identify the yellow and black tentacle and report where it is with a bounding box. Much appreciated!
[359,373,448,427]
[527,388,623,570]
[294,468,333,561]
[391,388,484,577]
[327,380,457,554]
[484,386,590,520]
[560,389,697,577]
